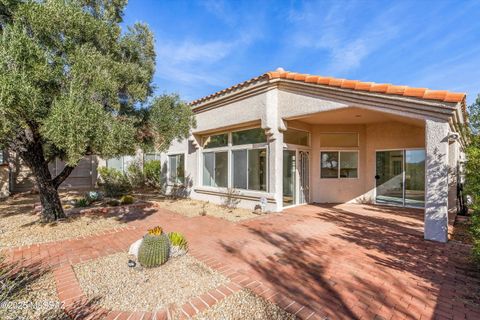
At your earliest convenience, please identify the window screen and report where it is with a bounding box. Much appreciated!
[319,133,358,147]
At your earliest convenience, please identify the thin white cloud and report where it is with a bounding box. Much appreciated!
[285,1,404,75]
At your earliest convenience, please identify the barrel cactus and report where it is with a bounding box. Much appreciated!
[138,234,170,268]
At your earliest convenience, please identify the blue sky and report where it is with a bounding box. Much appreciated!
[122,0,480,104]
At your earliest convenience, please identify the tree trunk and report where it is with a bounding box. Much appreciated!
[17,139,67,221]
[36,172,65,222]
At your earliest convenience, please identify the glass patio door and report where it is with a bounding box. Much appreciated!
[375,150,425,207]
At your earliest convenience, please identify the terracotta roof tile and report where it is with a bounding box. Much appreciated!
[190,69,466,106]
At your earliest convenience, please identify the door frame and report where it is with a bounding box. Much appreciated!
[374,148,426,209]
[282,145,312,209]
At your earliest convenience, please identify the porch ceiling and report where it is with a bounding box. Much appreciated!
[293,107,425,127]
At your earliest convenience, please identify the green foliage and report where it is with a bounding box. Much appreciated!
[168,232,188,250]
[466,95,480,266]
[138,234,170,268]
[0,0,195,220]
[85,191,102,202]
[144,160,161,188]
[98,167,132,197]
[73,197,90,208]
[107,199,120,207]
[120,195,134,205]
[126,161,145,188]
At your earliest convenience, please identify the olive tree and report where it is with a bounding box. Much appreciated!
[0,0,195,221]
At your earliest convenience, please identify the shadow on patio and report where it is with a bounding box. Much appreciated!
[217,203,480,319]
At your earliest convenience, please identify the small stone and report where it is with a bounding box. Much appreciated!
[128,238,143,257]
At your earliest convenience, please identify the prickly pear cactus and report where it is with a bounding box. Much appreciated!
[138,234,170,268]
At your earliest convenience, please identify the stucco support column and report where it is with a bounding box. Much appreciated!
[424,119,449,243]
[263,88,284,212]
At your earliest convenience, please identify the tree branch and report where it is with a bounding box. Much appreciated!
[53,165,75,188]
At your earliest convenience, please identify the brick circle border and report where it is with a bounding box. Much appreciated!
[53,248,319,320]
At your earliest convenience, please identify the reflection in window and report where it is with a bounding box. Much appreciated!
[284,128,310,146]
[168,154,185,184]
[320,152,339,178]
[232,128,266,146]
[203,152,228,187]
[203,133,228,149]
[321,151,358,178]
[233,148,267,191]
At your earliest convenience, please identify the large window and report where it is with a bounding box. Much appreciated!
[202,127,268,191]
[232,148,267,191]
[321,151,358,179]
[284,128,310,146]
[232,128,266,146]
[203,152,228,187]
[168,154,185,185]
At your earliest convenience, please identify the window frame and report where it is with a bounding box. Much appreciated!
[168,153,186,185]
[201,126,269,192]
[320,150,359,179]
[283,127,311,147]
[232,146,268,192]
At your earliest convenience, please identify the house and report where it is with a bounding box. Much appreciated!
[160,68,467,243]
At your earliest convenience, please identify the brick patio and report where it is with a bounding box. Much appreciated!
[5,203,480,320]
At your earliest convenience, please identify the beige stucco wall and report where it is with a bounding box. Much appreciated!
[0,165,9,198]
[309,121,425,204]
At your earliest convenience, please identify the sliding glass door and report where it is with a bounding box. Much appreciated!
[375,149,425,208]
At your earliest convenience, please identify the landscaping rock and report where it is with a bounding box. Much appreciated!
[128,238,143,258]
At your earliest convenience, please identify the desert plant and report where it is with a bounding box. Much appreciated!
[168,232,188,250]
[73,198,90,208]
[98,167,132,197]
[222,188,241,209]
[107,199,120,207]
[148,226,163,235]
[138,234,170,268]
[144,160,161,188]
[120,195,135,205]
[126,161,145,188]
[85,191,102,202]
[199,202,207,216]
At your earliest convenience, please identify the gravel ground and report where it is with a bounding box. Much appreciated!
[0,193,149,248]
[154,198,263,222]
[74,252,227,312]
[193,289,297,320]
[0,272,68,320]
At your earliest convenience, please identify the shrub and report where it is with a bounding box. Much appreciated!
[85,191,102,202]
[98,167,132,197]
[107,199,120,207]
[126,161,145,188]
[120,195,135,205]
[168,232,188,250]
[471,210,480,264]
[138,234,170,268]
[73,198,90,208]
[222,188,241,209]
[144,160,161,188]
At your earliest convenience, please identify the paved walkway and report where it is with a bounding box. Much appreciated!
[5,203,480,320]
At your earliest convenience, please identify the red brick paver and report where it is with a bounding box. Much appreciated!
[4,203,480,320]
